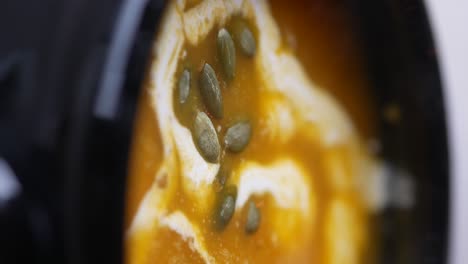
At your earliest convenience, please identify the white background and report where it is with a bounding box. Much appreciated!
[425,1,468,263]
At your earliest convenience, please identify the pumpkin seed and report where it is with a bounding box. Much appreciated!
[239,26,256,57]
[245,200,260,234]
[220,195,235,224]
[178,68,190,104]
[214,164,230,192]
[217,28,236,80]
[215,185,237,229]
[224,120,251,153]
[194,111,220,163]
[199,63,223,119]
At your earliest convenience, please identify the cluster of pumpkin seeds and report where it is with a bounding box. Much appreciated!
[177,20,260,234]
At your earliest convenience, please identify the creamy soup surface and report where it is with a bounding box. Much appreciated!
[125,0,380,263]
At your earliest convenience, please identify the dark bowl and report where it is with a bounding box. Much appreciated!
[0,0,448,263]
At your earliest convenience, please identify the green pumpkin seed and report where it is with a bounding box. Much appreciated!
[199,63,223,119]
[239,27,256,57]
[217,28,236,80]
[194,111,220,163]
[215,185,237,229]
[224,120,252,153]
[220,195,235,224]
[178,68,190,104]
[214,164,230,192]
[245,200,260,234]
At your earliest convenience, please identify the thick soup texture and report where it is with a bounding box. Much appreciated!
[125,0,377,263]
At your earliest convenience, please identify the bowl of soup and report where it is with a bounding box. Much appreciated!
[0,0,448,263]
[124,0,448,263]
